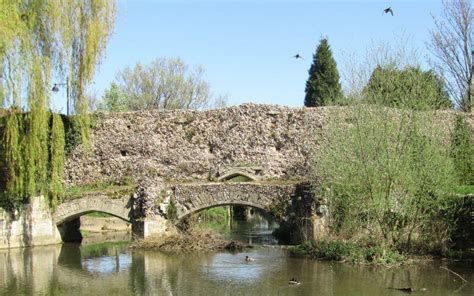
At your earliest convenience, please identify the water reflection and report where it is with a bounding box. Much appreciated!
[194,206,281,246]
[1,243,473,295]
[226,219,280,245]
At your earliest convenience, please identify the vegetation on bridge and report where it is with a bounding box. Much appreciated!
[0,1,116,211]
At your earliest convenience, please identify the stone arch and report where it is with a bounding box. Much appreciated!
[53,195,131,225]
[176,201,273,221]
[171,183,300,221]
[216,168,260,182]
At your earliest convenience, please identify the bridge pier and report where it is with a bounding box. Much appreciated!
[0,196,62,249]
[131,216,177,239]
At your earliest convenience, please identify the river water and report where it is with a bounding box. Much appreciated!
[1,216,473,295]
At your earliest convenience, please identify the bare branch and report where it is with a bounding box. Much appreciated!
[429,0,473,112]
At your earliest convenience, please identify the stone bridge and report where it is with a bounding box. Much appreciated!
[0,181,326,248]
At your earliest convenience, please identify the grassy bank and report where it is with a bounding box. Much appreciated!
[289,240,406,265]
[289,239,474,265]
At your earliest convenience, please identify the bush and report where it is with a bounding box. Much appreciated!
[166,198,178,222]
[313,106,457,251]
[289,240,405,265]
[451,115,473,185]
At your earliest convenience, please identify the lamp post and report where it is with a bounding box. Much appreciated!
[52,77,69,115]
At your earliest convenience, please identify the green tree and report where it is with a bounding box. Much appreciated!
[363,65,452,110]
[451,115,473,185]
[99,82,128,112]
[304,38,342,107]
[108,57,227,111]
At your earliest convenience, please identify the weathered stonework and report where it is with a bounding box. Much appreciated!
[64,104,325,186]
[53,194,132,225]
[0,196,61,249]
[169,182,310,220]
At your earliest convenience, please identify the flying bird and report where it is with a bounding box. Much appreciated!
[293,54,304,60]
[383,7,393,16]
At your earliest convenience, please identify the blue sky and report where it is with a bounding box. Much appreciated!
[53,0,445,111]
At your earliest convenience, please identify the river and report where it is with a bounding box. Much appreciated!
[1,215,473,295]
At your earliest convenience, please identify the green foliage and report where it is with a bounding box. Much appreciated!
[2,112,26,207]
[450,115,473,185]
[452,185,474,195]
[225,175,253,182]
[167,197,178,222]
[198,207,229,221]
[435,194,473,251]
[0,111,70,209]
[0,1,116,209]
[314,106,457,251]
[289,240,405,265]
[49,113,65,208]
[62,179,136,200]
[363,65,452,110]
[86,212,112,218]
[62,114,82,155]
[193,206,231,232]
[304,38,343,107]
[98,82,129,112]
[105,57,227,111]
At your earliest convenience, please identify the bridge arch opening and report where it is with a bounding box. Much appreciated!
[178,204,282,246]
[56,211,131,243]
[217,172,256,182]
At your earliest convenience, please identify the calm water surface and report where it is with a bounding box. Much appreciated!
[1,217,473,295]
[1,244,473,296]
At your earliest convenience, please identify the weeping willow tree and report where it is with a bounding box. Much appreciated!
[0,0,116,209]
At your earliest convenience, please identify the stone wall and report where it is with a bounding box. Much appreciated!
[65,104,473,187]
[65,104,326,186]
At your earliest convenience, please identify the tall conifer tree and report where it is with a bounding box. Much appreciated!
[304,38,342,107]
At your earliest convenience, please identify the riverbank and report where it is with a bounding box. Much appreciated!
[288,240,474,266]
